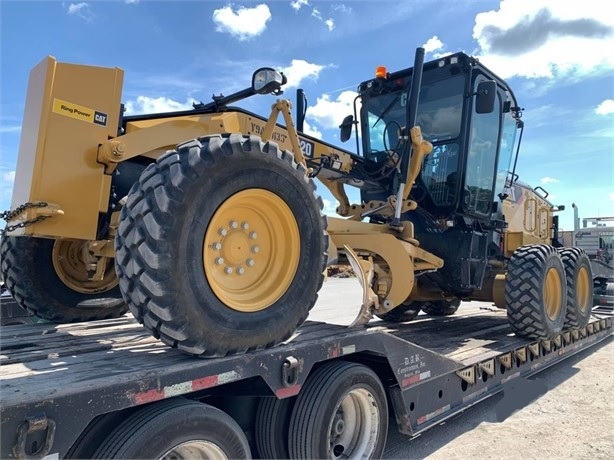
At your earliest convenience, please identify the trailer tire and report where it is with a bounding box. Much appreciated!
[421,299,461,316]
[92,398,251,459]
[375,301,421,322]
[254,397,295,459]
[288,361,388,459]
[0,234,127,322]
[115,134,328,357]
[558,247,593,328]
[506,244,567,339]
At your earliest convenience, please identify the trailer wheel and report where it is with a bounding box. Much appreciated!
[421,299,461,316]
[506,244,567,339]
[115,134,327,357]
[375,301,421,322]
[558,248,593,328]
[92,398,251,459]
[288,361,388,459]
[0,234,127,322]
[254,397,295,459]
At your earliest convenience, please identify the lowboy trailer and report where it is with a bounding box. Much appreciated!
[1,287,612,459]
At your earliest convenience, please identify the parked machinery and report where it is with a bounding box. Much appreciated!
[0,48,592,356]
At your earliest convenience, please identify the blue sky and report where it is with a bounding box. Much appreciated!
[1,0,612,232]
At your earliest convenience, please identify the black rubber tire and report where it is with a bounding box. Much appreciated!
[254,397,295,459]
[288,361,388,459]
[0,234,127,322]
[505,244,567,339]
[115,134,328,357]
[558,247,593,328]
[375,301,421,322]
[66,411,132,459]
[422,299,461,316]
[92,398,251,459]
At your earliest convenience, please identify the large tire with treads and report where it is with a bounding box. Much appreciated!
[115,134,328,357]
[505,244,567,339]
[288,361,388,459]
[92,399,250,459]
[375,301,421,322]
[558,247,593,328]
[0,234,127,322]
[421,299,461,316]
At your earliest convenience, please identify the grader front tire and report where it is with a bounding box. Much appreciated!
[114,134,328,357]
[505,244,567,340]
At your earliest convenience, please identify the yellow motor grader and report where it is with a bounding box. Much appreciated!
[1,48,593,356]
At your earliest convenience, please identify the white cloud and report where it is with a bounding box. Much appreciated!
[125,0,139,4]
[124,96,194,115]
[332,4,352,14]
[306,90,358,130]
[324,19,335,31]
[609,193,614,201]
[473,0,614,81]
[422,36,444,54]
[66,2,94,21]
[302,119,322,139]
[3,171,15,183]
[290,0,309,11]
[541,176,559,184]
[282,59,327,89]
[212,4,271,41]
[596,99,614,115]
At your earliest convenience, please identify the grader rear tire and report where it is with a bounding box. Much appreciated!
[421,299,461,316]
[0,234,127,322]
[505,244,567,339]
[558,248,593,328]
[115,134,328,357]
[375,301,421,322]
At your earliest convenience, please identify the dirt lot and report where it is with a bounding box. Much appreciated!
[383,336,614,459]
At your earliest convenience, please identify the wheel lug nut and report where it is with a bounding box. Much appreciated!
[249,232,258,239]
[237,267,245,275]
[219,228,228,236]
[251,246,259,254]
[242,222,249,230]
[224,266,233,274]
[215,257,225,265]
[229,220,238,229]
[212,242,222,250]
[246,259,255,267]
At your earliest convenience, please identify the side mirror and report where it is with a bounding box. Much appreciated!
[252,68,286,95]
[339,115,354,142]
[475,80,496,114]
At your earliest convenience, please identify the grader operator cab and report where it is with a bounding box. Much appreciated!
[1,48,593,357]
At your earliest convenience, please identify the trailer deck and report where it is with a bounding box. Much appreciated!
[1,280,612,459]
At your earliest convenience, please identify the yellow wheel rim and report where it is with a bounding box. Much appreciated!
[576,265,591,314]
[544,266,563,321]
[204,189,300,312]
[52,239,119,293]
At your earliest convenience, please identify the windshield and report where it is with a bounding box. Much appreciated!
[362,74,465,157]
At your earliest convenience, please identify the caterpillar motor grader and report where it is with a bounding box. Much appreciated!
[1,48,593,357]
